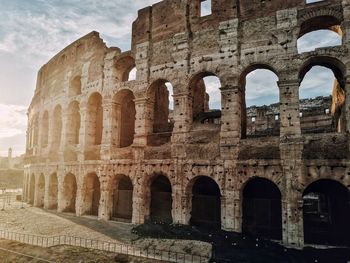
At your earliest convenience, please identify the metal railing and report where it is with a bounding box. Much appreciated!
[0,230,210,263]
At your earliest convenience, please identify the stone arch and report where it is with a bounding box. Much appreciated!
[187,176,221,228]
[66,101,81,145]
[146,79,174,146]
[299,56,346,133]
[239,64,280,139]
[302,179,350,246]
[29,173,35,205]
[81,172,101,216]
[86,92,103,146]
[146,173,173,224]
[35,173,45,208]
[41,111,49,148]
[113,89,136,148]
[298,9,343,38]
[188,71,222,124]
[111,174,133,222]
[241,177,282,240]
[51,105,62,150]
[114,54,136,82]
[69,76,82,96]
[47,173,58,209]
[61,173,77,213]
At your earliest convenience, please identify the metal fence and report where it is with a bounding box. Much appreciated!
[0,230,210,263]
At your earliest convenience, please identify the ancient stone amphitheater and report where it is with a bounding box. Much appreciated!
[23,0,350,248]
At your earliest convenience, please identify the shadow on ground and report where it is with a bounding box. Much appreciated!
[133,222,350,263]
[47,210,136,243]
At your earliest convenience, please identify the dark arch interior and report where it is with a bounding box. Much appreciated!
[113,176,133,221]
[86,174,100,216]
[190,176,221,228]
[63,174,77,213]
[242,178,282,240]
[303,179,350,246]
[29,175,35,205]
[150,175,172,224]
[299,16,342,38]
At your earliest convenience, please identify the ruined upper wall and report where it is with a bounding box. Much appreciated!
[30,32,108,110]
[131,0,307,49]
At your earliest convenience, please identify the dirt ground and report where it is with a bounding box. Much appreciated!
[0,240,165,263]
[0,205,211,260]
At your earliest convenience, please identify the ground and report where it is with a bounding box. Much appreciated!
[0,204,349,262]
[0,204,211,261]
[0,240,164,263]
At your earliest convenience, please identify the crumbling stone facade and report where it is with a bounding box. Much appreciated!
[24,0,350,247]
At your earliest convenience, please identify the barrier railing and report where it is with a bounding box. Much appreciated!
[0,230,210,263]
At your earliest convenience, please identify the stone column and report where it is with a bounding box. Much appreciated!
[220,85,242,159]
[98,183,114,221]
[171,92,192,158]
[132,177,146,224]
[59,107,69,159]
[344,75,350,133]
[57,172,65,213]
[101,99,118,160]
[78,104,88,161]
[278,79,301,138]
[280,142,304,247]
[133,98,152,146]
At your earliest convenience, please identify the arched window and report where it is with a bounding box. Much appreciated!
[299,58,345,133]
[298,15,342,53]
[69,76,82,96]
[62,173,77,213]
[240,67,279,138]
[87,93,103,145]
[41,111,49,148]
[115,55,136,82]
[189,73,221,124]
[147,80,174,146]
[113,90,136,148]
[52,105,62,149]
[66,101,80,145]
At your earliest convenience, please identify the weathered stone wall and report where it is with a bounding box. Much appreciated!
[24,0,350,248]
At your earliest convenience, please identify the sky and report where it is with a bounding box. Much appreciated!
[0,0,342,156]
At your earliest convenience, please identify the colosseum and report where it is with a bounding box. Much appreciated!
[23,0,350,248]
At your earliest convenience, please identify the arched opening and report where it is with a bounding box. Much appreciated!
[303,179,350,246]
[69,76,82,96]
[298,15,342,54]
[29,174,35,205]
[62,173,77,213]
[299,58,345,134]
[242,177,282,240]
[190,176,221,228]
[87,93,103,146]
[114,55,136,82]
[47,173,58,209]
[113,90,136,148]
[128,67,137,81]
[112,175,133,222]
[36,174,45,208]
[200,0,212,17]
[147,80,174,146]
[240,67,280,139]
[82,173,100,216]
[41,111,49,148]
[189,73,221,124]
[66,101,80,145]
[150,175,172,224]
[51,105,62,150]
